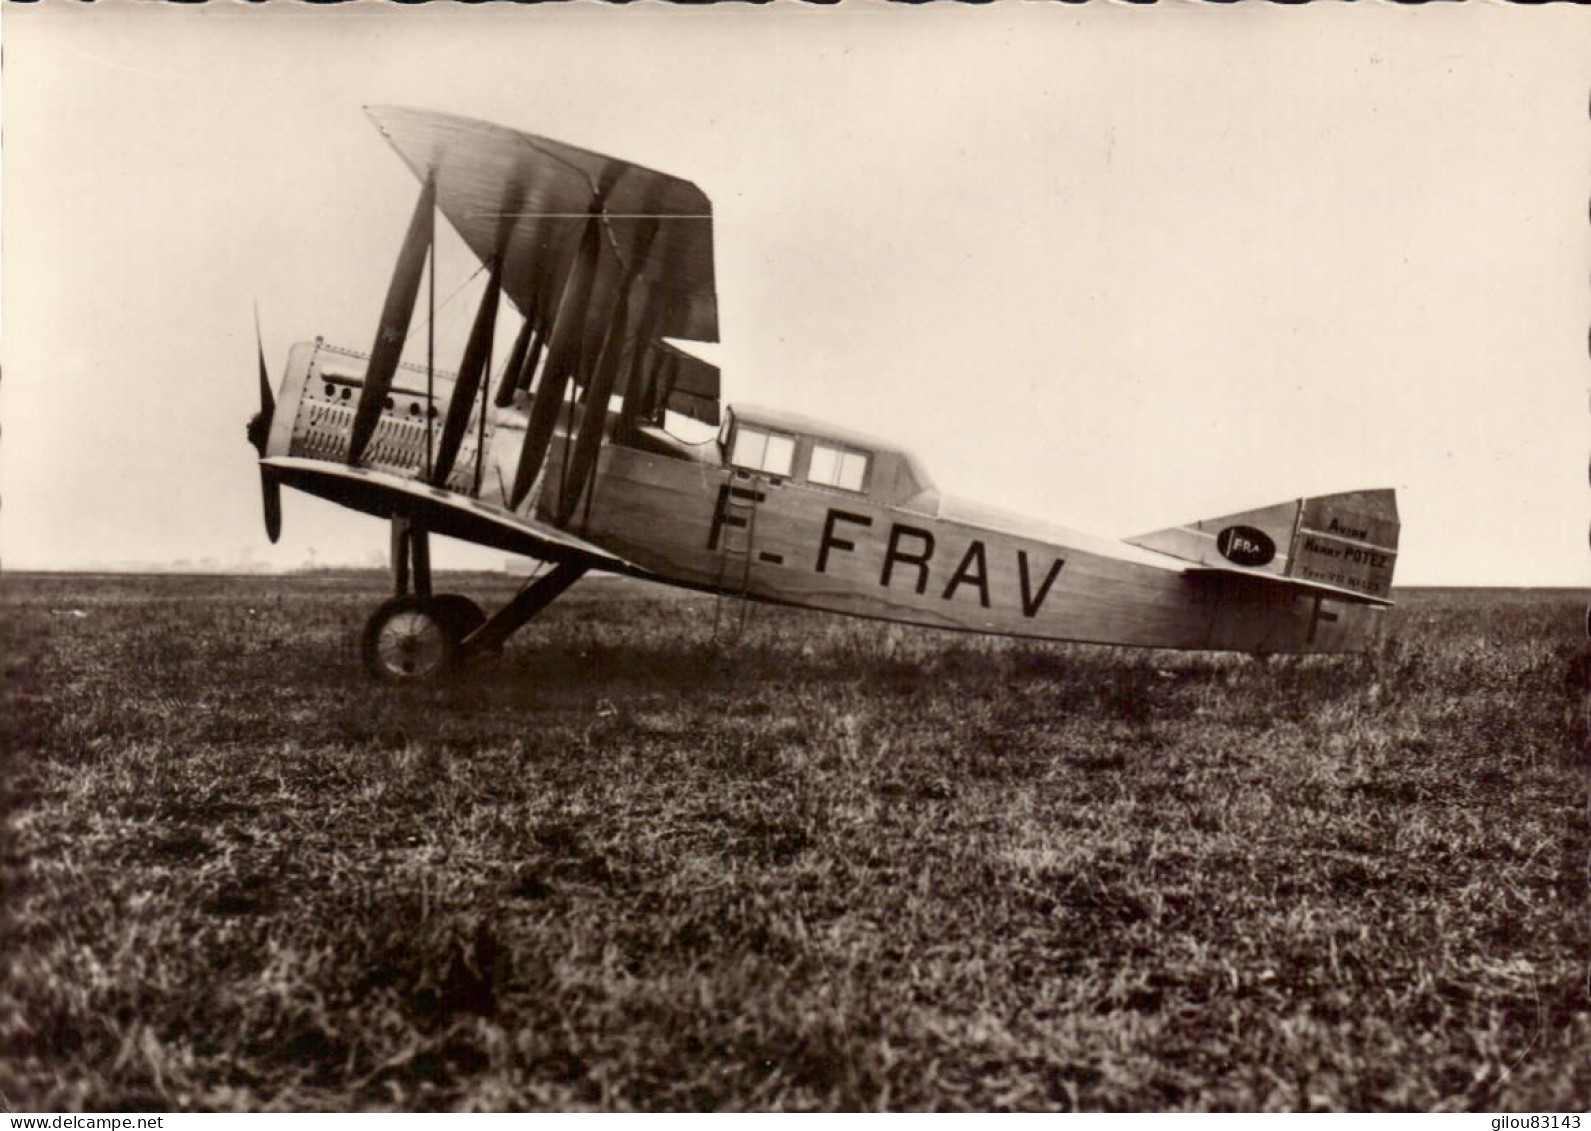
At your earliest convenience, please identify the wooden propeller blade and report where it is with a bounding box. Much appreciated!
[255,306,274,432]
[431,259,502,488]
[261,467,282,544]
[247,308,276,457]
[349,176,435,466]
[251,308,281,542]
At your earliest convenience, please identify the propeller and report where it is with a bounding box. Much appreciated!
[247,307,283,543]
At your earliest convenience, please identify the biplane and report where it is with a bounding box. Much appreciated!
[247,107,1400,683]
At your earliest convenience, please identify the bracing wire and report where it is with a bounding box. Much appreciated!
[406,262,489,344]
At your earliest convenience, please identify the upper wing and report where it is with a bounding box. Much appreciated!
[365,105,718,420]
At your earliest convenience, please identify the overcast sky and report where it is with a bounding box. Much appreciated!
[4,3,1588,584]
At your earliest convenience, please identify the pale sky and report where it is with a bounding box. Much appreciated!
[4,3,1588,584]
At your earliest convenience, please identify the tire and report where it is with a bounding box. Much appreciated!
[361,595,457,683]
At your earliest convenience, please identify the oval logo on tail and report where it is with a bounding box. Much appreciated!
[1216,525,1276,567]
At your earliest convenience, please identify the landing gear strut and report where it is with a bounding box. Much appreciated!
[359,514,588,683]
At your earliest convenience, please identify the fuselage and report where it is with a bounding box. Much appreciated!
[530,420,1377,654]
[267,339,1380,654]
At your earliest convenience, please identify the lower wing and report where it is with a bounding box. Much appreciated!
[262,456,643,575]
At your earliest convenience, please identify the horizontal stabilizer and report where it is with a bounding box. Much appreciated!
[1182,566,1393,608]
[1129,488,1399,605]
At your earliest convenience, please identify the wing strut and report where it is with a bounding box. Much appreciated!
[425,218,437,478]
[553,208,628,523]
[516,330,547,401]
[556,278,631,527]
[431,259,502,488]
[494,318,536,408]
[510,209,602,511]
[350,175,435,467]
[617,302,658,434]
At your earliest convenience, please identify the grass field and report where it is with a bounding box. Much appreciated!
[1,572,1586,1111]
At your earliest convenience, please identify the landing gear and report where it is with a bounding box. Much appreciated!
[360,515,455,683]
[362,595,457,683]
[359,593,493,683]
[359,513,588,683]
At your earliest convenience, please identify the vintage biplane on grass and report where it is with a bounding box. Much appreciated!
[246,107,1400,683]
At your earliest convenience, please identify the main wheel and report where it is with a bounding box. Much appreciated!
[430,594,487,643]
[361,596,457,683]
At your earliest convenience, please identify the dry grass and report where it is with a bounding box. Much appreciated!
[1,572,1586,1111]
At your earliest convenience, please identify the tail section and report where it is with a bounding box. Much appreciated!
[1289,489,1400,602]
[1129,489,1400,605]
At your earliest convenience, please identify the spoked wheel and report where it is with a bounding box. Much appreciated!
[361,596,457,684]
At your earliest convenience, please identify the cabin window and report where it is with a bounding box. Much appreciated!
[807,441,869,492]
[730,425,795,477]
